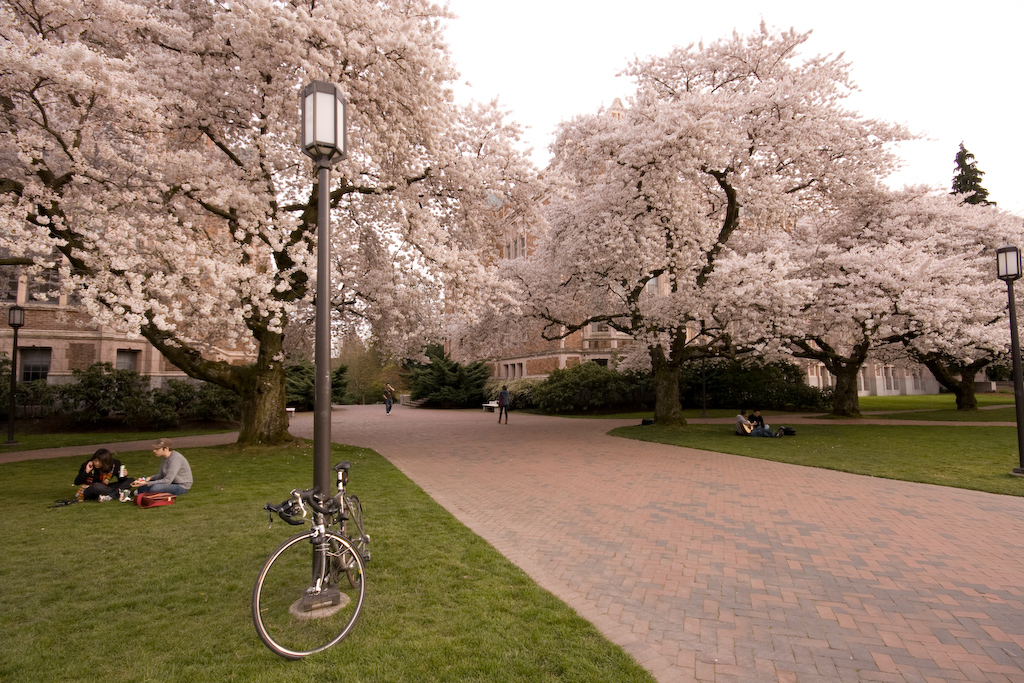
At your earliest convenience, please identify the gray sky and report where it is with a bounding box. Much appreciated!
[443,0,1023,213]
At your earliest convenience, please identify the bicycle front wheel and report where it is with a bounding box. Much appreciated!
[252,530,366,658]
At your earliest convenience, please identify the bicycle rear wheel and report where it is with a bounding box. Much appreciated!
[252,530,366,658]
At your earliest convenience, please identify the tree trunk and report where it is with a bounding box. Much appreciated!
[650,344,686,426]
[142,322,292,445]
[830,365,862,417]
[793,338,868,418]
[235,361,291,445]
[917,355,987,411]
[953,372,979,411]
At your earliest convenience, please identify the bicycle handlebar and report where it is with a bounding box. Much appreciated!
[263,461,351,526]
[264,486,340,526]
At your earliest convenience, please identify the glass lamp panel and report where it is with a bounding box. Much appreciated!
[303,92,315,150]
[999,247,1022,280]
[315,91,336,150]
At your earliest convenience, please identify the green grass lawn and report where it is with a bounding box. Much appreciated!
[612,422,1024,496]
[0,443,653,683]
[857,393,1014,412]
[0,426,236,453]
[868,406,1018,421]
[565,394,1018,422]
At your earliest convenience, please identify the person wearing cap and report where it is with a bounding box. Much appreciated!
[133,438,193,495]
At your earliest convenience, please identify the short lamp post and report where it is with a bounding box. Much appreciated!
[6,305,24,445]
[300,81,347,494]
[996,245,1024,475]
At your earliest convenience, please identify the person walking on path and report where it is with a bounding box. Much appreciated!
[497,385,510,424]
[383,383,395,415]
[133,438,192,495]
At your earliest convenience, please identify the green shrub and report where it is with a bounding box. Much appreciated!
[484,377,542,409]
[404,344,489,408]
[533,362,653,413]
[285,361,348,410]
[679,358,830,411]
[0,353,9,417]
[131,387,182,429]
[14,379,59,417]
[57,363,150,424]
[129,379,241,428]
[186,381,242,421]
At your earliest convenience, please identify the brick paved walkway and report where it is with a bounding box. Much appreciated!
[292,405,1024,683]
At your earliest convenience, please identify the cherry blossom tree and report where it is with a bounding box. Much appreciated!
[0,0,536,444]
[716,187,1022,416]
[516,24,908,425]
[891,193,1018,409]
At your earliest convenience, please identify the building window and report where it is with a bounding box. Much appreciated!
[520,237,526,257]
[116,349,139,372]
[1,247,19,301]
[2,268,18,302]
[27,266,60,305]
[20,348,51,382]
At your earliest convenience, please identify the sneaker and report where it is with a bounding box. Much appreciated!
[98,495,113,502]
[119,490,132,503]
[774,427,785,437]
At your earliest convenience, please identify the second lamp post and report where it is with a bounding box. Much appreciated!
[6,305,24,445]
[996,245,1024,475]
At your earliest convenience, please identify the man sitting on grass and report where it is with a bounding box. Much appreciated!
[132,438,193,495]
[735,409,783,438]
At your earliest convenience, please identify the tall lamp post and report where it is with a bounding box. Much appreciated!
[6,305,24,445]
[300,81,347,494]
[996,245,1024,475]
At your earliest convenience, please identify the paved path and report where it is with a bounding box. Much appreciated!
[8,408,1024,681]
[293,406,1024,683]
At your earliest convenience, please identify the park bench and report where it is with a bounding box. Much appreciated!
[482,401,499,412]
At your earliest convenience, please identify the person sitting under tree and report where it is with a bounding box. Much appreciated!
[735,409,783,438]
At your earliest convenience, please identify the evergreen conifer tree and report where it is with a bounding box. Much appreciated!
[951,142,994,205]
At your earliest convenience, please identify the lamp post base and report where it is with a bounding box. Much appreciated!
[1011,468,1024,477]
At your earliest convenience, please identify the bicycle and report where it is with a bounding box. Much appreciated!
[252,460,371,659]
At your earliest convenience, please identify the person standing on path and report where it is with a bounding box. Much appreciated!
[383,383,395,415]
[497,385,510,424]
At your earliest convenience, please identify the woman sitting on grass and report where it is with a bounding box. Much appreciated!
[74,448,132,501]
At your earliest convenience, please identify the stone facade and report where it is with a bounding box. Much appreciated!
[1,265,250,388]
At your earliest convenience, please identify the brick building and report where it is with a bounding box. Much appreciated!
[1,258,248,387]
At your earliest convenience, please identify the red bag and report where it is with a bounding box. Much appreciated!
[135,492,177,508]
